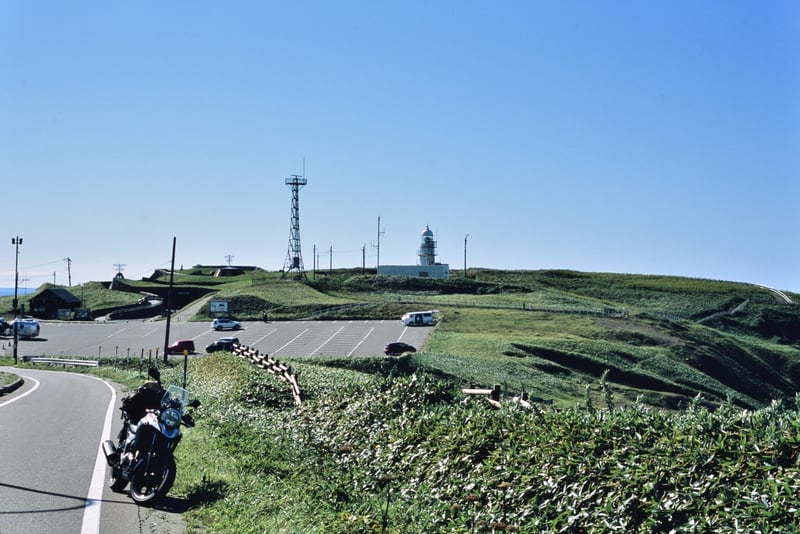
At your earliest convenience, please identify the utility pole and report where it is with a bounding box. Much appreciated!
[11,236,22,364]
[374,215,385,269]
[464,234,469,278]
[64,257,72,286]
[163,237,176,364]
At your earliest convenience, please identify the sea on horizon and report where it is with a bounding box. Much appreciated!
[0,288,36,297]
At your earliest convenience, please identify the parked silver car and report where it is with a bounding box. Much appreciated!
[212,317,242,331]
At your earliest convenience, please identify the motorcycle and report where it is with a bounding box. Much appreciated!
[102,369,199,505]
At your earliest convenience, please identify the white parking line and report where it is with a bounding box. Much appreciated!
[397,326,410,341]
[348,327,374,356]
[274,328,309,354]
[253,328,278,346]
[107,328,127,338]
[312,326,344,355]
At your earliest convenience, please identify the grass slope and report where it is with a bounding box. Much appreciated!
[164,354,800,532]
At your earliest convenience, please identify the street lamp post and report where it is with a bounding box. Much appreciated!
[464,234,469,279]
[11,236,22,364]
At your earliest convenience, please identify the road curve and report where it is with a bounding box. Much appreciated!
[0,368,114,533]
[0,368,186,534]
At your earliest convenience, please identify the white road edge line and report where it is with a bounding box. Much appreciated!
[81,377,117,534]
[0,375,40,408]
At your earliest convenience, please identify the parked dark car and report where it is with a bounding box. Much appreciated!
[384,341,416,356]
[205,337,240,353]
[167,339,196,354]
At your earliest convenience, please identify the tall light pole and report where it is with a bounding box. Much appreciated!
[11,236,22,364]
[464,234,469,279]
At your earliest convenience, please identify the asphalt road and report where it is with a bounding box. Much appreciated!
[0,367,188,534]
[0,318,434,361]
[0,321,432,358]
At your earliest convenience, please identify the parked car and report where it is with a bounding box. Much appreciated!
[205,337,240,353]
[384,341,416,356]
[212,317,242,331]
[167,339,196,354]
[400,310,436,326]
[73,308,92,321]
[9,318,40,339]
[0,318,9,335]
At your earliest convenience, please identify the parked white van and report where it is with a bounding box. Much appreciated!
[401,310,436,326]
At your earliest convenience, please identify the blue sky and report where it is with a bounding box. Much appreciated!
[1,1,798,293]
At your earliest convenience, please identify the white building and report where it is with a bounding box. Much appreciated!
[377,225,450,278]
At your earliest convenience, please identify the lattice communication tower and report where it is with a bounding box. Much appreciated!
[282,174,307,278]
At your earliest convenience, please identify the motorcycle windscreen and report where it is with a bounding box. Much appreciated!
[161,385,190,414]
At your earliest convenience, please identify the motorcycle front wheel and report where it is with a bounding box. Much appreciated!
[129,455,176,505]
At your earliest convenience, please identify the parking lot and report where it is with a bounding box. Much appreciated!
[1,318,434,360]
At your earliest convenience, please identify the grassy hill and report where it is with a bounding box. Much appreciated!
[7,268,800,531]
[207,267,800,410]
[5,268,798,410]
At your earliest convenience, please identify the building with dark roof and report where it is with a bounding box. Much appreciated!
[29,288,82,319]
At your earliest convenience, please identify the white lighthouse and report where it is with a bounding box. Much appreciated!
[418,225,437,266]
[377,224,450,278]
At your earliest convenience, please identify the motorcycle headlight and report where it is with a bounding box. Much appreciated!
[161,407,182,429]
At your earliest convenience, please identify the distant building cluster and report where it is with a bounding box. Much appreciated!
[377,225,450,279]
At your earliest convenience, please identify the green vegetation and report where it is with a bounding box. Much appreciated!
[6,268,800,531]
[0,370,17,388]
[59,354,799,533]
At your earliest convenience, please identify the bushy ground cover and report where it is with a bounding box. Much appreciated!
[170,354,800,533]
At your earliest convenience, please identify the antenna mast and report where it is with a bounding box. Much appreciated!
[282,173,308,279]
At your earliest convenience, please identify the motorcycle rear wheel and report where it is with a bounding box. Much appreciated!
[129,456,176,505]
